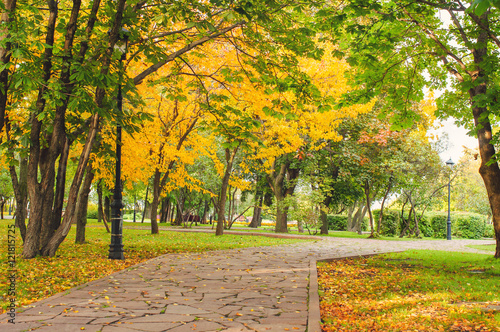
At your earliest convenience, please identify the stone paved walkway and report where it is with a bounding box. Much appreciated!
[0,234,495,332]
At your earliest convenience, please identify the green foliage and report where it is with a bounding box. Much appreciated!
[417,214,434,238]
[327,215,348,231]
[483,223,495,238]
[372,209,399,236]
[429,212,488,239]
[86,204,99,219]
[429,213,447,239]
[455,213,487,239]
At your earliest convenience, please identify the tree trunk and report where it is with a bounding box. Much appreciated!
[216,146,239,236]
[320,195,332,235]
[75,163,94,244]
[141,183,149,223]
[44,137,70,247]
[40,114,101,257]
[9,155,28,242]
[468,28,500,258]
[160,198,169,223]
[267,157,300,233]
[356,205,368,235]
[347,203,357,232]
[249,187,263,228]
[98,194,111,233]
[275,193,288,233]
[399,197,409,237]
[150,169,161,234]
[201,198,209,224]
[364,180,375,237]
[377,177,393,234]
[174,201,183,226]
[97,180,103,223]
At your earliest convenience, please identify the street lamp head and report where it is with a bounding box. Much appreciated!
[115,28,129,60]
[445,157,455,168]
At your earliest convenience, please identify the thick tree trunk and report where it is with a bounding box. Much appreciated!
[275,194,288,233]
[467,25,500,258]
[41,114,100,257]
[75,163,94,244]
[267,157,300,233]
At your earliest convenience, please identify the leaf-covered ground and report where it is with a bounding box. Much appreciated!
[0,221,306,314]
[318,251,500,331]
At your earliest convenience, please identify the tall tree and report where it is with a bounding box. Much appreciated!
[319,0,500,257]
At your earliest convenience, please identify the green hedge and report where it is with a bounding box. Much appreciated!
[374,210,489,239]
[429,212,487,239]
[87,204,99,219]
[372,209,400,236]
[327,215,368,231]
[327,215,348,231]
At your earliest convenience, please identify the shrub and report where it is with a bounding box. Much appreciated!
[372,209,400,236]
[327,215,348,231]
[87,204,99,219]
[418,214,434,238]
[483,222,495,238]
[454,213,487,239]
[428,212,488,239]
[429,213,448,238]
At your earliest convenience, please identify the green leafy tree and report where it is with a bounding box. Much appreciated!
[319,0,500,257]
[0,0,325,258]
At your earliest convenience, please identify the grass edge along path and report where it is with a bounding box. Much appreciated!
[0,220,309,314]
[318,250,500,332]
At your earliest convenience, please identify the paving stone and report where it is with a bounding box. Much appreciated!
[0,321,46,332]
[120,321,180,331]
[124,313,196,323]
[164,320,225,332]
[101,325,140,331]
[163,304,210,315]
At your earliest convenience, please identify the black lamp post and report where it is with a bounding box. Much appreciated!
[109,28,129,260]
[445,157,455,241]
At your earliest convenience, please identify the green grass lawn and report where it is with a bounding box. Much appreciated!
[0,219,307,314]
[318,250,500,331]
[467,244,496,252]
